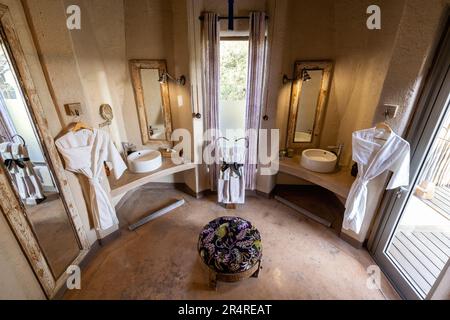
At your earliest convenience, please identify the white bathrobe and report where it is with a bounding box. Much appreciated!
[56,129,127,230]
[344,128,410,233]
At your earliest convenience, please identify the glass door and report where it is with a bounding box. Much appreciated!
[371,23,450,299]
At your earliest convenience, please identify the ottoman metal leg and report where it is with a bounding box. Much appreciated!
[251,260,261,278]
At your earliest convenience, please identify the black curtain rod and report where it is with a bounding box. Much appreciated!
[198,16,269,21]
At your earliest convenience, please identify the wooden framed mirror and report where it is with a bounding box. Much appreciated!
[286,61,333,150]
[0,4,89,299]
[129,59,173,147]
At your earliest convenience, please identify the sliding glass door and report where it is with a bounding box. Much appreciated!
[371,22,450,299]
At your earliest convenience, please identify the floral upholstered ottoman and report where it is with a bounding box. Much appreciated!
[198,216,262,289]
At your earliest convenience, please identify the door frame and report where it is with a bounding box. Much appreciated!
[0,4,90,298]
[369,12,450,299]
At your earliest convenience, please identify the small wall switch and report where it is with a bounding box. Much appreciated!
[384,104,399,119]
[64,103,82,116]
[177,95,184,107]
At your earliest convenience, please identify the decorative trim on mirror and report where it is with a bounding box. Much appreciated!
[286,60,333,150]
[0,3,90,298]
[129,59,173,147]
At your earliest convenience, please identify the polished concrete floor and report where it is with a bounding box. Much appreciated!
[64,185,399,300]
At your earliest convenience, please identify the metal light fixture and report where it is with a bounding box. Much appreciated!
[158,72,186,86]
[282,74,293,84]
[302,69,311,82]
[283,69,312,84]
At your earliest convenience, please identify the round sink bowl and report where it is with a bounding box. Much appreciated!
[127,149,162,173]
[300,149,337,173]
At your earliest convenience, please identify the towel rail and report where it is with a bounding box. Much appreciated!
[11,134,26,146]
[215,136,249,148]
[0,134,26,146]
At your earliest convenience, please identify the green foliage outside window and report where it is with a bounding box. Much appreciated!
[220,41,248,101]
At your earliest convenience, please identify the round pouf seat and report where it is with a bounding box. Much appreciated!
[198,216,262,289]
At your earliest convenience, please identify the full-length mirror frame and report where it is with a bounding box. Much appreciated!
[0,4,90,299]
[129,59,173,148]
[286,60,333,150]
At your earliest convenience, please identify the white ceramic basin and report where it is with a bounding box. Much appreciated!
[300,149,337,173]
[127,150,162,173]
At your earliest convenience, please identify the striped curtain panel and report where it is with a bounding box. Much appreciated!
[245,12,267,190]
[201,12,221,190]
[422,123,450,187]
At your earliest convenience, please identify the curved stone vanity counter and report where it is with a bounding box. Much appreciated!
[108,158,195,197]
[276,157,355,199]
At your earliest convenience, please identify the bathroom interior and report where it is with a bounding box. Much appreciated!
[0,0,449,300]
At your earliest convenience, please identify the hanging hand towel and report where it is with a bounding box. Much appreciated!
[1,141,45,204]
[343,128,410,233]
[217,143,245,204]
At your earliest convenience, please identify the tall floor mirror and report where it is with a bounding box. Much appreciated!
[0,4,89,298]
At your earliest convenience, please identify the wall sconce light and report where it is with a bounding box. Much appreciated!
[302,69,311,82]
[158,72,186,86]
[282,69,311,84]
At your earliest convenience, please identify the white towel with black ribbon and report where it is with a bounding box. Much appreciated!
[217,143,245,204]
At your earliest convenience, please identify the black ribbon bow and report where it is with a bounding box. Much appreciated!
[4,157,30,170]
[221,161,243,178]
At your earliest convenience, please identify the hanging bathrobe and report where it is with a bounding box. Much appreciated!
[55,129,127,230]
[1,141,45,204]
[217,143,246,204]
[344,128,410,233]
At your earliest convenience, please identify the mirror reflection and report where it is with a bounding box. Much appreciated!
[294,69,323,143]
[130,60,173,146]
[287,61,333,149]
[141,68,166,140]
[0,39,80,278]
